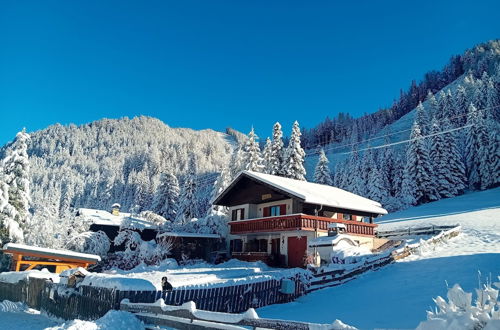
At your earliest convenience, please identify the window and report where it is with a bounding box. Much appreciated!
[343,213,353,220]
[231,208,245,221]
[264,204,286,217]
[270,205,280,216]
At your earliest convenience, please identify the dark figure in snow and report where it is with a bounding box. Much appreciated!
[161,276,173,292]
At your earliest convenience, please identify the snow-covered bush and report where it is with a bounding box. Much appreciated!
[135,210,168,227]
[180,208,229,238]
[105,227,174,270]
[65,230,111,258]
[417,275,500,330]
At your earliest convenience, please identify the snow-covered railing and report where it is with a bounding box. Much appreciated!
[308,225,461,291]
[376,224,459,238]
[230,213,377,236]
[120,299,354,330]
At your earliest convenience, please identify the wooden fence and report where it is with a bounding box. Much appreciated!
[0,274,307,320]
[376,224,459,238]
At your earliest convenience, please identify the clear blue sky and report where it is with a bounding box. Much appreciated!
[0,1,499,145]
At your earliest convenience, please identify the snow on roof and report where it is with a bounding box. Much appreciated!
[218,171,388,215]
[78,208,156,229]
[3,243,101,263]
[308,235,357,247]
[0,269,60,284]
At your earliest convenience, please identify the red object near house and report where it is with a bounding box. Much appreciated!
[287,236,307,268]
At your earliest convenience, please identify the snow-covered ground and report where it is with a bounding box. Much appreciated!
[0,300,144,330]
[258,187,500,329]
[87,259,305,290]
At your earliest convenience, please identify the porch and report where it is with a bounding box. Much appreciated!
[229,213,377,236]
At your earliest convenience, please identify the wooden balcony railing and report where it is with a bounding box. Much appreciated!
[229,214,377,236]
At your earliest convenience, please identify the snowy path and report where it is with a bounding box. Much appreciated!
[258,188,500,329]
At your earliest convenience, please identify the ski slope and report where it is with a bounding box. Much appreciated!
[258,188,500,329]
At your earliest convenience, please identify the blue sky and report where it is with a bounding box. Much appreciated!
[0,1,499,145]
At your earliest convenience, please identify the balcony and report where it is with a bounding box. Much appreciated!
[229,213,377,236]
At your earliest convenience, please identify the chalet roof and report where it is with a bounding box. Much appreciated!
[214,171,388,215]
[3,243,102,263]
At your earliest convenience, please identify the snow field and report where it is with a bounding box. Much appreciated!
[258,188,500,329]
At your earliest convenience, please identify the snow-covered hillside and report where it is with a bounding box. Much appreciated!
[258,188,500,329]
[16,116,237,216]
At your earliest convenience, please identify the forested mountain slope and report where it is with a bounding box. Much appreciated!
[22,116,236,217]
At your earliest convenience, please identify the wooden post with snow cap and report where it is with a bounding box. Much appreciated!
[120,299,352,329]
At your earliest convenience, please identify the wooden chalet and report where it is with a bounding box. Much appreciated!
[213,171,388,268]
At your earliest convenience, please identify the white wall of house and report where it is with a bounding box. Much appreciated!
[227,203,258,220]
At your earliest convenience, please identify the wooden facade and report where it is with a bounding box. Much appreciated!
[214,171,386,268]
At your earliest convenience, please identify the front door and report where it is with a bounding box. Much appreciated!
[287,236,307,268]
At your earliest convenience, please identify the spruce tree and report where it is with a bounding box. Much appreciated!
[262,137,273,174]
[243,128,264,172]
[283,121,306,180]
[176,155,199,224]
[313,149,333,185]
[401,122,438,205]
[270,122,285,176]
[465,103,490,190]
[487,120,500,188]
[415,102,430,135]
[426,91,439,120]
[442,119,466,195]
[453,85,468,126]
[152,170,180,221]
[2,129,31,230]
[229,147,245,179]
[486,78,499,122]
[367,162,389,204]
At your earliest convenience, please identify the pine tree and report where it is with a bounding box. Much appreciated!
[441,119,467,195]
[176,155,199,224]
[270,122,285,176]
[436,90,453,122]
[401,122,438,205]
[2,129,31,230]
[453,85,468,126]
[262,137,273,174]
[243,128,264,172]
[487,120,500,188]
[426,91,439,120]
[313,149,333,185]
[465,103,490,190]
[367,162,389,204]
[283,121,306,180]
[415,102,430,135]
[347,148,363,195]
[229,147,245,179]
[430,118,457,198]
[152,170,180,221]
[486,78,499,122]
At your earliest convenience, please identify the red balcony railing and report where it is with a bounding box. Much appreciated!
[229,214,377,236]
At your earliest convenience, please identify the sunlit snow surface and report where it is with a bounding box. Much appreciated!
[258,188,500,329]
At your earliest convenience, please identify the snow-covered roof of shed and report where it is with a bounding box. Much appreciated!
[215,171,388,215]
[3,243,101,263]
[78,208,156,229]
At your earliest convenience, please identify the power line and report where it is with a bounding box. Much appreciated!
[305,104,500,157]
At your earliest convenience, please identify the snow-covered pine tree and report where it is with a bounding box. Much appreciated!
[176,154,199,224]
[243,127,264,172]
[486,119,500,188]
[360,148,376,197]
[367,161,389,204]
[229,147,245,179]
[313,148,333,185]
[426,91,439,120]
[283,121,306,180]
[415,102,430,135]
[346,148,363,195]
[436,90,453,122]
[465,103,491,190]
[486,77,499,122]
[152,170,180,221]
[441,118,467,195]
[430,119,452,198]
[2,129,31,230]
[473,76,486,111]
[270,122,285,176]
[262,137,273,174]
[401,122,438,205]
[453,84,468,126]
[0,167,23,244]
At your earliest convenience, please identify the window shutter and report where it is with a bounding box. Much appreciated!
[263,207,270,217]
[279,204,286,215]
